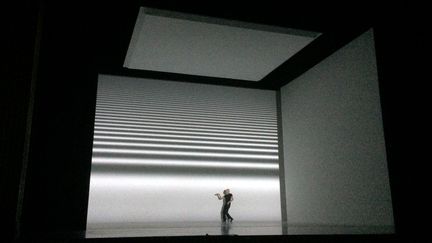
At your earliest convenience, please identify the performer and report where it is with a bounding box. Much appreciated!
[215,189,234,223]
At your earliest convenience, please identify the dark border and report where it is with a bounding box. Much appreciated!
[261,26,371,89]
[14,2,44,239]
[12,1,414,242]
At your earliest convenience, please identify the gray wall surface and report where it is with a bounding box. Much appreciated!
[280,29,394,234]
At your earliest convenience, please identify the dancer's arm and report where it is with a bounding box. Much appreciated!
[214,193,223,200]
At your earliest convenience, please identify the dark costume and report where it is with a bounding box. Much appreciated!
[221,193,233,222]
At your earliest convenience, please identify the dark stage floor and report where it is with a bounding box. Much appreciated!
[86,221,394,238]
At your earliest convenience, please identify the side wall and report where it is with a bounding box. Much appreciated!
[280,29,394,234]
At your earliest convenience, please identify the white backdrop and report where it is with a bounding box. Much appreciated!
[87,75,281,229]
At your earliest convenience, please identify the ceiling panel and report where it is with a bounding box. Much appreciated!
[124,8,320,81]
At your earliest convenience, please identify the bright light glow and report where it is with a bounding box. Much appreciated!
[96,106,276,121]
[92,148,278,160]
[94,130,278,143]
[95,126,277,139]
[92,157,279,170]
[97,104,277,121]
[93,141,278,153]
[94,122,277,136]
[91,174,280,189]
[95,115,277,130]
[96,99,276,113]
[93,135,278,148]
[95,118,277,132]
[87,174,282,224]
[95,112,276,126]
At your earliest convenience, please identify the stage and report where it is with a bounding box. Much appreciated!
[86,221,394,238]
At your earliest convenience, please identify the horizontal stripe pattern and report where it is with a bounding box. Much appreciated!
[91,75,279,172]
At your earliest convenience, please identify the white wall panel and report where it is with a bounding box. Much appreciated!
[87,75,281,230]
[280,29,394,234]
[124,7,318,81]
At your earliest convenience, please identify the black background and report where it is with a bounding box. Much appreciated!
[2,1,428,242]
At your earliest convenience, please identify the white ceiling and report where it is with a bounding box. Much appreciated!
[124,7,320,81]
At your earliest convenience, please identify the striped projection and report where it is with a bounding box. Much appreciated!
[87,75,281,230]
